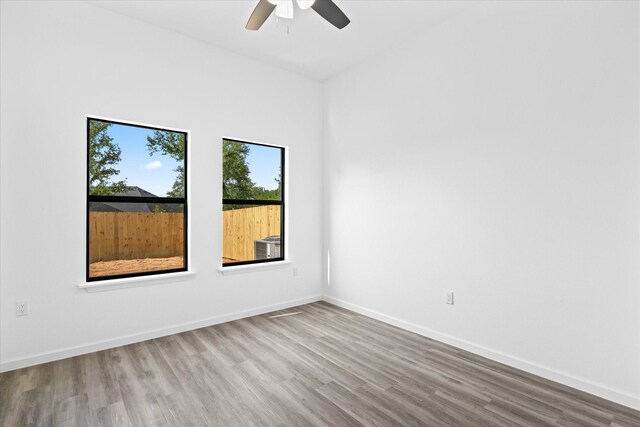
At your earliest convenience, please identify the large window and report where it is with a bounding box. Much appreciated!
[87,118,187,281]
[222,139,284,266]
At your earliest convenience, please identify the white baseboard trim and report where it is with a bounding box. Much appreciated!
[0,294,322,373]
[323,295,640,411]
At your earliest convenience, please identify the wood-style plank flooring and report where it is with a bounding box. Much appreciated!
[1,301,638,426]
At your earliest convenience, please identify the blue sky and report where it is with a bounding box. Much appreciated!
[245,143,281,190]
[103,123,281,195]
[107,124,180,197]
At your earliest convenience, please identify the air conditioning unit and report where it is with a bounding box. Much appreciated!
[254,236,281,260]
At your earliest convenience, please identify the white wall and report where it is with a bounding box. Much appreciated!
[0,1,323,369]
[323,1,640,409]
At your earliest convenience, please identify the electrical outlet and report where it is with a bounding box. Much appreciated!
[445,291,454,305]
[16,301,29,316]
[293,267,299,277]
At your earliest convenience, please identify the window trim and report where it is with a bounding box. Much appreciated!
[222,138,285,267]
[86,117,189,282]
[79,271,196,292]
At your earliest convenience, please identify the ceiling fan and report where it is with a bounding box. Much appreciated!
[246,0,350,31]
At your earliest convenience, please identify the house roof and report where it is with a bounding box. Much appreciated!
[90,187,181,213]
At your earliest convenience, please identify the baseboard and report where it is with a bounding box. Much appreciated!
[3,293,638,411]
[323,295,640,411]
[0,294,322,373]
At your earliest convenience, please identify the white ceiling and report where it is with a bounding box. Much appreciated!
[90,0,473,81]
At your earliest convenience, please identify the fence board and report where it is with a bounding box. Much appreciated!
[222,205,281,262]
[89,212,184,263]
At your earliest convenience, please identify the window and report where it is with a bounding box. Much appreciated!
[87,118,187,281]
[222,139,284,266]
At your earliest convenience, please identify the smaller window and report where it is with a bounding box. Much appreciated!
[87,118,188,281]
[222,139,284,266]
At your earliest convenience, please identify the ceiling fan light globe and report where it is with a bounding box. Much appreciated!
[274,0,294,19]
[296,0,315,10]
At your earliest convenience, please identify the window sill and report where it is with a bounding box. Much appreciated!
[218,261,291,275]
[79,271,196,293]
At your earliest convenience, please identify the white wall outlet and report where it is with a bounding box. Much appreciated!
[293,267,299,277]
[445,291,454,305]
[16,301,29,316]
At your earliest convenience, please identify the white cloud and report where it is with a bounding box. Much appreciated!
[143,160,162,170]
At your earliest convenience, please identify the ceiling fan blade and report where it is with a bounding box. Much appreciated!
[246,0,277,31]
[311,0,350,29]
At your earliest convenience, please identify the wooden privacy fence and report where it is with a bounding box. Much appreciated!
[89,212,184,263]
[223,205,281,262]
[89,206,279,264]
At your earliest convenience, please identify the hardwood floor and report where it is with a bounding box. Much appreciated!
[1,301,638,426]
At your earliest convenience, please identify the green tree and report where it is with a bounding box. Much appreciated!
[89,120,127,195]
[251,186,280,200]
[223,140,254,199]
[251,164,281,200]
[146,130,185,198]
